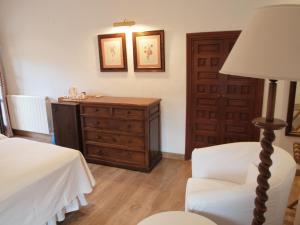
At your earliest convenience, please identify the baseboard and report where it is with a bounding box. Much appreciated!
[162,152,185,160]
[13,129,51,143]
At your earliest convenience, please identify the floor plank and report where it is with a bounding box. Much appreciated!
[60,159,191,225]
[60,159,299,225]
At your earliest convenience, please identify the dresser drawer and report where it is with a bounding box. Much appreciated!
[113,108,144,120]
[85,130,144,150]
[82,117,144,134]
[82,105,144,120]
[86,144,145,166]
[81,105,111,117]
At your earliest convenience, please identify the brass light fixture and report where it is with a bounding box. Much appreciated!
[113,19,135,27]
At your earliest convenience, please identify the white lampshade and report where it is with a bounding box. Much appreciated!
[220,4,300,81]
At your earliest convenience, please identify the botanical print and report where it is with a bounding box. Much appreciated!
[136,35,161,68]
[101,37,124,68]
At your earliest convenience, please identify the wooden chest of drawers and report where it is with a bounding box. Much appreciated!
[80,96,162,172]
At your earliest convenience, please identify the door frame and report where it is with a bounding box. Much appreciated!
[0,100,5,134]
[185,31,264,160]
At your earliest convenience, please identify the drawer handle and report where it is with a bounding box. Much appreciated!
[95,109,99,112]
[97,135,102,139]
[112,138,117,142]
[127,111,131,115]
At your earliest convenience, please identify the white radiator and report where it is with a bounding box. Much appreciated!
[7,95,50,134]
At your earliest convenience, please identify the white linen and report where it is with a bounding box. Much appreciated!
[0,134,7,139]
[186,142,296,225]
[0,138,95,225]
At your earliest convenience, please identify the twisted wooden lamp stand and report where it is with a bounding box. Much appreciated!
[251,80,287,225]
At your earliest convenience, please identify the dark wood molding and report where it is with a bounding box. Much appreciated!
[98,33,128,72]
[132,30,165,72]
[286,81,300,136]
[185,31,264,160]
[162,152,185,160]
[0,102,5,134]
[13,129,51,143]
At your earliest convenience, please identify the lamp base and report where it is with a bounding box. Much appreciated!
[251,117,286,225]
[252,117,287,130]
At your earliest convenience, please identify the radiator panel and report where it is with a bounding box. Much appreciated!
[7,95,50,134]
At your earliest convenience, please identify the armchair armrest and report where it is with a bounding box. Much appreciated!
[186,184,256,225]
[192,142,260,184]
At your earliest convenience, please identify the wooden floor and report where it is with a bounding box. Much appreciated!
[60,158,300,225]
[61,159,190,225]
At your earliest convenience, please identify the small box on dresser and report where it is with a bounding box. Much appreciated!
[80,97,162,172]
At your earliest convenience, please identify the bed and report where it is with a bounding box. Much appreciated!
[0,134,95,225]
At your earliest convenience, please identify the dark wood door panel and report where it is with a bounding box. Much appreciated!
[186,31,264,159]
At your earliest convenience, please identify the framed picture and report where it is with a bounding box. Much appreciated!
[132,30,165,72]
[98,33,127,72]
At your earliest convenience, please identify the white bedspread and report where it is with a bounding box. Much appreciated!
[0,137,95,225]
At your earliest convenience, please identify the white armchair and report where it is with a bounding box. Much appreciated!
[185,142,296,225]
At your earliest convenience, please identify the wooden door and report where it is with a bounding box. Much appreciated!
[186,31,264,159]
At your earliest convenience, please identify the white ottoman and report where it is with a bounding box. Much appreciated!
[137,211,217,225]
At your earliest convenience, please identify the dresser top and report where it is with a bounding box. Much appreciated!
[58,96,161,107]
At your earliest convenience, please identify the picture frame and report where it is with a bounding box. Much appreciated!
[132,30,165,72]
[98,33,128,72]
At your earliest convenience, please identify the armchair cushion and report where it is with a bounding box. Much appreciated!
[245,163,259,184]
[185,178,239,212]
[191,142,259,184]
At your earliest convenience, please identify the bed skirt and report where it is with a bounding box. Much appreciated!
[46,194,88,225]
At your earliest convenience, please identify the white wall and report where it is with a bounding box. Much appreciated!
[0,0,299,154]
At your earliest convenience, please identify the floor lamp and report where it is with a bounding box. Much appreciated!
[220,4,300,225]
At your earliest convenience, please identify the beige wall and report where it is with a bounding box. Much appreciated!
[0,0,299,154]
